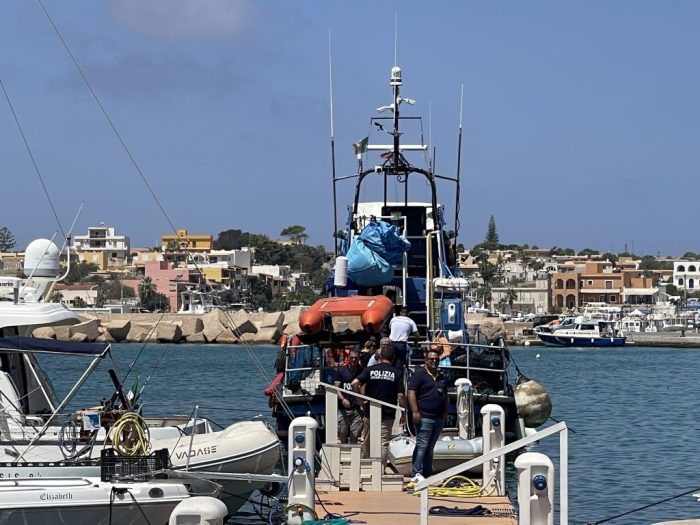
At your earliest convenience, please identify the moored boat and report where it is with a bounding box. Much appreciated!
[537,316,626,347]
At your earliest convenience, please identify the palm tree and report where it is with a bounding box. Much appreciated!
[504,287,518,313]
[138,277,156,307]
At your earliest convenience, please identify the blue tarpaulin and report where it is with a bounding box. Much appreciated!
[346,221,410,287]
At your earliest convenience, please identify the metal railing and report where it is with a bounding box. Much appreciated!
[413,420,569,525]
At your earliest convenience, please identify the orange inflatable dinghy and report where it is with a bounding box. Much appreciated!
[299,295,394,335]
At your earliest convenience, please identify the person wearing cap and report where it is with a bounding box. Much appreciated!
[389,306,419,368]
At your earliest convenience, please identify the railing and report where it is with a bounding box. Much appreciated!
[414,420,569,525]
[321,382,404,461]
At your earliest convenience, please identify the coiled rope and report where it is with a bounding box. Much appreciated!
[411,475,495,498]
[110,412,151,456]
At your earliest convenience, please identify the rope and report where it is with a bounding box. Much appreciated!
[109,412,151,456]
[412,475,494,498]
[585,486,700,525]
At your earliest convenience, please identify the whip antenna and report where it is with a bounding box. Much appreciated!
[454,83,464,247]
[328,28,339,256]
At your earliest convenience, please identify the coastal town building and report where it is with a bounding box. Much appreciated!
[552,261,657,310]
[161,229,213,253]
[673,261,700,290]
[0,252,23,276]
[250,265,292,296]
[492,277,551,314]
[72,223,130,269]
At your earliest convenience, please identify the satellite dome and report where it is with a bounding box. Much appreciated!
[23,239,61,278]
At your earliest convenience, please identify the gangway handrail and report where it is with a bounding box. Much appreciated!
[414,420,568,525]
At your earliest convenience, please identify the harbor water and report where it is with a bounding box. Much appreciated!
[42,343,700,525]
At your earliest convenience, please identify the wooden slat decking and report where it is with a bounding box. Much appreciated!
[315,490,517,525]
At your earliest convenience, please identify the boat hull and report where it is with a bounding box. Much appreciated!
[388,434,483,477]
[537,333,626,347]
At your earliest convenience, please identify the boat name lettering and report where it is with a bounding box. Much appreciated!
[175,445,217,460]
[40,492,73,501]
[369,370,395,381]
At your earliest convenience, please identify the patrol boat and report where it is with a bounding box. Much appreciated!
[266,64,551,446]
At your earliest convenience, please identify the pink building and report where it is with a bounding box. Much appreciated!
[125,262,192,312]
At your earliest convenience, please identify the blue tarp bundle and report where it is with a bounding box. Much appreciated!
[346,221,410,287]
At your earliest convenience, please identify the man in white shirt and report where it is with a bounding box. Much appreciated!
[389,307,419,368]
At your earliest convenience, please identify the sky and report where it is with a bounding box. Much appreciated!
[1,1,699,256]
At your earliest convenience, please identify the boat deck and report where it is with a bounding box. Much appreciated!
[316,490,517,525]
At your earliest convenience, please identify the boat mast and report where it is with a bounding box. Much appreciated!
[328,30,339,256]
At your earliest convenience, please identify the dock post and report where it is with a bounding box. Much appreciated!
[481,404,505,495]
[287,416,318,525]
[515,452,554,525]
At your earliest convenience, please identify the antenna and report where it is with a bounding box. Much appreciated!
[454,83,464,250]
[328,28,339,256]
[394,10,398,66]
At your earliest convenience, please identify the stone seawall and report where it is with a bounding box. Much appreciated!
[32,307,307,345]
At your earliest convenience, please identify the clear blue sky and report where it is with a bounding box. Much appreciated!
[1,1,698,256]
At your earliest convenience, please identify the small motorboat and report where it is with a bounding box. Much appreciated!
[0,472,221,525]
[388,430,482,476]
[537,316,626,347]
[298,295,394,335]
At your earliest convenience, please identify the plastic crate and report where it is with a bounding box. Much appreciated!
[100,448,170,482]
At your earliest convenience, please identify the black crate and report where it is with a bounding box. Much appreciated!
[100,448,170,482]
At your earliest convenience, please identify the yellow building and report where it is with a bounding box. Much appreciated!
[76,251,109,271]
[161,229,213,253]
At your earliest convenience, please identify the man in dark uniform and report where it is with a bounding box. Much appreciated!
[407,349,448,483]
[351,341,405,463]
[335,348,364,443]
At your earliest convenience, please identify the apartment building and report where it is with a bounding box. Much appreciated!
[73,223,130,269]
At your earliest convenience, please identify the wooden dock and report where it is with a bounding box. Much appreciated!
[315,490,516,525]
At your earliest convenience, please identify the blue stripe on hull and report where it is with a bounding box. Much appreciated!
[537,334,626,347]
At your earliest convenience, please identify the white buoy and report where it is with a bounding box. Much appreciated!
[536,353,540,358]
[524,341,531,346]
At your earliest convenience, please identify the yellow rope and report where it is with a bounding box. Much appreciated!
[110,412,150,456]
[412,475,495,498]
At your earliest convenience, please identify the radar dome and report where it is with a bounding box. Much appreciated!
[23,239,61,278]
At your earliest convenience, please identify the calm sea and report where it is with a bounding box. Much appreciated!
[40,343,700,525]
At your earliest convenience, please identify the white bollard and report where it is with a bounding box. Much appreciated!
[287,416,318,525]
[514,452,555,525]
[454,378,474,439]
[168,496,228,525]
[481,403,505,495]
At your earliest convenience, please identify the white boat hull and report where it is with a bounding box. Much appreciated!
[388,433,482,477]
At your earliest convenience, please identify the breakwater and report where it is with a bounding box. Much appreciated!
[32,307,306,345]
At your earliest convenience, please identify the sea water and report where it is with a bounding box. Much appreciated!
[41,343,700,524]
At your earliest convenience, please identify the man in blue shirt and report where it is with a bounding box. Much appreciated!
[407,349,448,483]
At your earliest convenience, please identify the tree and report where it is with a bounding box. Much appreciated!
[50,291,63,303]
[280,225,308,245]
[73,296,87,308]
[138,277,156,308]
[504,288,518,313]
[484,215,499,247]
[601,252,618,266]
[578,248,600,257]
[530,259,545,273]
[0,227,16,252]
[65,260,99,284]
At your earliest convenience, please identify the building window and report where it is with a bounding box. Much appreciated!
[599,295,605,302]
[587,280,593,286]
[679,278,685,286]
[610,295,617,303]
[678,265,686,272]
[690,265,697,272]
[690,279,695,289]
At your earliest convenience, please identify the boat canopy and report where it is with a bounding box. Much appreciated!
[0,336,110,357]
